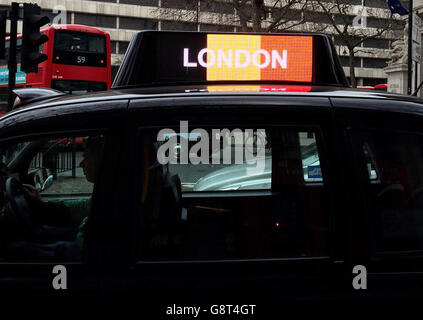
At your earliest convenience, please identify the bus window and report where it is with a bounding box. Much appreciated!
[4,38,27,62]
[51,80,107,94]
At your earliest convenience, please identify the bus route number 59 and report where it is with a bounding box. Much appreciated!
[77,56,86,64]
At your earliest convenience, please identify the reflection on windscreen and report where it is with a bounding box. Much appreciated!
[1,142,30,166]
[300,132,322,182]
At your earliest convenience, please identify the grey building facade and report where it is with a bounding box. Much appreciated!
[0,0,407,86]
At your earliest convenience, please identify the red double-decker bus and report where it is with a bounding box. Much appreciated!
[0,24,111,114]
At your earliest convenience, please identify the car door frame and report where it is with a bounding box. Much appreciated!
[0,99,129,300]
[332,97,423,300]
[123,94,357,303]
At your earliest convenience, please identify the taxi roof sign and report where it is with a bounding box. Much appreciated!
[112,31,348,88]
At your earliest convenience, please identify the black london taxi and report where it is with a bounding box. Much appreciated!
[0,31,423,305]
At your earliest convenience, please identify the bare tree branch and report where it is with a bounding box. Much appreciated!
[313,0,394,87]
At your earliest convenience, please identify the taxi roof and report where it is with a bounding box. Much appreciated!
[9,30,417,123]
[4,84,423,115]
[3,84,423,139]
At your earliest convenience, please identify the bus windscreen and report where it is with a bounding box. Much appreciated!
[53,30,107,67]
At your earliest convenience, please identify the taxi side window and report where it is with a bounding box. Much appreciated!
[137,127,329,261]
[167,129,272,192]
[0,135,104,262]
[355,131,423,253]
[163,130,322,191]
[28,137,93,195]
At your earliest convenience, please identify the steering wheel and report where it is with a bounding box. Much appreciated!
[5,177,40,238]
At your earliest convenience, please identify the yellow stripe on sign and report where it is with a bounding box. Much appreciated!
[207,34,261,81]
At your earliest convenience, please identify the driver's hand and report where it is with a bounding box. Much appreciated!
[22,184,46,203]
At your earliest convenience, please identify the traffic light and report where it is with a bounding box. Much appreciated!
[0,10,6,60]
[21,3,50,73]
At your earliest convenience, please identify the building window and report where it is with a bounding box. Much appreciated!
[366,0,390,8]
[161,0,197,10]
[110,41,117,54]
[339,56,361,68]
[334,36,363,47]
[86,0,116,2]
[118,41,130,54]
[74,13,116,29]
[363,38,390,49]
[391,19,406,30]
[363,58,387,69]
[367,17,401,30]
[161,21,197,31]
[120,17,158,30]
[200,0,234,14]
[199,24,234,32]
[272,8,302,21]
[304,11,332,24]
[120,0,158,5]
[235,26,253,32]
[334,14,355,25]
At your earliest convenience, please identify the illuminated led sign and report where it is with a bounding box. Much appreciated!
[112,31,349,88]
[183,35,313,82]
[185,85,313,93]
[183,48,287,69]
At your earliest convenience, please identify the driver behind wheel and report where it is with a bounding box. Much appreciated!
[4,136,104,261]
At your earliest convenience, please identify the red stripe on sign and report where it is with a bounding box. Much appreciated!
[260,35,313,82]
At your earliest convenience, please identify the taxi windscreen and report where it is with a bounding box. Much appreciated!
[113,32,347,88]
